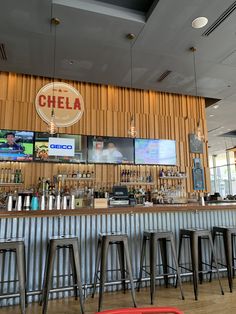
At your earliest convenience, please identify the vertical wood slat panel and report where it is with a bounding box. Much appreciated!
[0,71,208,192]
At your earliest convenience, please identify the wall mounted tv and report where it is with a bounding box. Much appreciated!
[87,136,134,164]
[34,132,87,163]
[135,139,177,165]
[0,130,34,161]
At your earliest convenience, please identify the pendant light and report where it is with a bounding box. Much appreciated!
[190,46,204,142]
[48,17,60,135]
[127,33,138,138]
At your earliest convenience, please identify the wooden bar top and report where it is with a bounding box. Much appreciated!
[1,203,236,218]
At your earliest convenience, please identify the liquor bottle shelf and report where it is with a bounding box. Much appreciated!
[159,176,187,179]
[0,183,23,186]
[119,182,155,186]
[64,177,94,181]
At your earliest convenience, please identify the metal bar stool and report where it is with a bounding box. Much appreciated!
[177,228,224,300]
[92,232,137,312]
[41,235,84,314]
[210,226,236,292]
[0,238,27,314]
[137,230,184,304]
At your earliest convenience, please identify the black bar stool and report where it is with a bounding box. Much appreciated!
[178,228,224,300]
[0,238,27,314]
[92,232,137,312]
[41,235,84,314]
[211,226,236,292]
[137,230,184,304]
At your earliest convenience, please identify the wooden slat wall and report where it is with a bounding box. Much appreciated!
[0,72,209,193]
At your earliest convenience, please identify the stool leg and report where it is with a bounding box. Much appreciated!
[92,238,102,298]
[169,235,184,300]
[209,229,216,283]
[198,237,203,284]
[137,235,147,292]
[223,231,233,292]
[123,238,137,308]
[176,233,183,288]
[69,245,78,300]
[72,241,85,314]
[159,238,168,288]
[209,234,224,295]
[42,242,57,314]
[190,234,198,300]
[232,234,235,278]
[98,238,109,312]
[117,242,126,293]
[16,244,26,314]
[149,233,157,305]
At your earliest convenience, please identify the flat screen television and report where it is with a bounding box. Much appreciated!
[135,139,177,165]
[0,129,34,161]
[34,132,87,163]
[87,136,134,164]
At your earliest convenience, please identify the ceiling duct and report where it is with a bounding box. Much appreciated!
[202,1,236,36]
[0,43,7,60]
[157,70,172,82]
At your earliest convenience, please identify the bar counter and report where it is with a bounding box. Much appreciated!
[1,203,236,218]
[1,203,236,306]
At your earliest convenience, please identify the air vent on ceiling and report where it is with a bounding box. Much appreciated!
[202,1,236,36]
[157,70,172,82]
[0,43,7,60]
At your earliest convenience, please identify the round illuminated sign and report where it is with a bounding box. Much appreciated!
[35,82,84,127]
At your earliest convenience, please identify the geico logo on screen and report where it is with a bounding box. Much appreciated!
[50,144,73,149]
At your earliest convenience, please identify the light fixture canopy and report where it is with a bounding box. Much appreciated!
[192,16,208,29]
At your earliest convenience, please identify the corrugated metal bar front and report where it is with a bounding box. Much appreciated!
[0,209,235,307]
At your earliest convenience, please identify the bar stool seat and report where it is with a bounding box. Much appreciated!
[211,226,236,292]
[0,238,26,314]
[137,229,184,304]
[92,232,137,312]
[41,235,84,314]
[178,228,224,300]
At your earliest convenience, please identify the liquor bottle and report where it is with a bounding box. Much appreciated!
[10,169,15,183]
[14,169,19,183]
[77,171,82,178]
[86,170,91,178]
[18,169,23,183]
[0,168,4,183]
[121,169,125,182]
[91,171,95,179]
[72,170,77,178]
[127,170,130,182]
[82,170,86,178]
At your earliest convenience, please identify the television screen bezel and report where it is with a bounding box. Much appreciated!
[87,135,135,165]
[33,132,88,164]
[134,138,177,166]
[0,128,35,163]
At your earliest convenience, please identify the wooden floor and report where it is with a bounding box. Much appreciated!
[1,279,236,314]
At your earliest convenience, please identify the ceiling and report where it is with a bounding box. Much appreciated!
[1,0,236,155]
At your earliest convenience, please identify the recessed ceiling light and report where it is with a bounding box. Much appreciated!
[228,128,232,131]
[213,104,219,109]
[209,114,214,117]
[192,17,208,29]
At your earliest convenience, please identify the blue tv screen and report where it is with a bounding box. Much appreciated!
[135,139,176,165]
[0,129,34,161]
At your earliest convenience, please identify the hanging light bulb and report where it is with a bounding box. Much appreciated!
[127,33,138,138]
[190,46,204,142]
[128,115,137,138]
[47,108,58,135]
[195,120,204,141]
